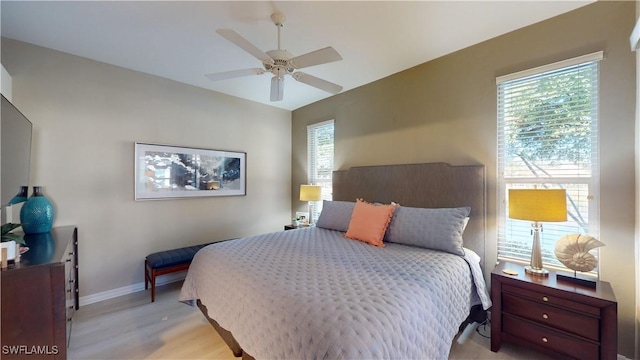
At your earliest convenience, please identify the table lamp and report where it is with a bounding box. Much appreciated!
[300,185,322,225]
[508,189,567,277]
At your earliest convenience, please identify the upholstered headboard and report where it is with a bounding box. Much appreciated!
[332,162,486,269]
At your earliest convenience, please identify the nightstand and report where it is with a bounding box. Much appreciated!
[491,261,617,360]
[284,224,309,230]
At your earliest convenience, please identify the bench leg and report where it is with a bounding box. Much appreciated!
[144,260,149,290]
[151,269,157,302]
[144,260,156,303]
[145,262,190,302]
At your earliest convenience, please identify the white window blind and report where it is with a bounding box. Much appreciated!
[497,53,601,272]
[307,120,334,222]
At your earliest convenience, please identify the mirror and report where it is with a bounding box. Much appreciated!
[1,94,32,206]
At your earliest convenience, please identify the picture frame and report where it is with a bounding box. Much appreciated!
[134,142,246,200]
[295,211,309,224]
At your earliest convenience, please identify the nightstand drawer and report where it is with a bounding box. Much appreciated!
[503,283,599,316]
[503,314,599,360]
[503,292,599,341]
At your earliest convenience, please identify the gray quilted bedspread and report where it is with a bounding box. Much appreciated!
[179,227,490,360]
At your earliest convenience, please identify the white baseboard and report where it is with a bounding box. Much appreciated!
[79,272,186,306]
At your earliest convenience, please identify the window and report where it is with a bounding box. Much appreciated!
[307,120,334,222]
[497,52,601,272]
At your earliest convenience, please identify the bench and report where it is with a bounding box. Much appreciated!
[144,243,213,302]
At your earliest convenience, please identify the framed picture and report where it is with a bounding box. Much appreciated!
[295,211,309,224]
[135,142,246,200]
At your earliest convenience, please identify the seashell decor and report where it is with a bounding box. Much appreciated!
[554,234,605,272]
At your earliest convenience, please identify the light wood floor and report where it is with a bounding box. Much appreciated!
[69,281,552,360]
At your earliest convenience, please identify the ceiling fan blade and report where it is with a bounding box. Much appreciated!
[205,68,265,81]
[270,76,284,102]
[293,72,343,94]
[216,29,272,63]
[290,47,342,69]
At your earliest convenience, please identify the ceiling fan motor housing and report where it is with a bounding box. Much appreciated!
[271,12,286,27]
[264,49,296,76]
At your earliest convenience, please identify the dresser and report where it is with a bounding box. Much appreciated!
[1,226,79,360]
[491,261,616,360]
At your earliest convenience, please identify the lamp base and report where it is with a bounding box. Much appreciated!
[524,266,549,277]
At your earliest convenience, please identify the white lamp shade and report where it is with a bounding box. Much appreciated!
[300,185,321,202]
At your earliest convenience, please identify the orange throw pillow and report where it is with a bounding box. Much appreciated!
[345,199,397,247]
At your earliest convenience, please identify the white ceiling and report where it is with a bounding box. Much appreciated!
[1,1,593,111]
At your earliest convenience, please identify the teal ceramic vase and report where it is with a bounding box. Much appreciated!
[23,232,55,264]
[8,186,29,205]
[20,186,55,234]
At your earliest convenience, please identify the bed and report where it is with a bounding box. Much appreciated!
[179,162,491,359]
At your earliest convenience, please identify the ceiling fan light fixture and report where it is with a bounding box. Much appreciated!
[270,76,285,102]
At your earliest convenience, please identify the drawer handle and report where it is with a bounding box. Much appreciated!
[69,252,74,256]
[542,296,549,302]
[542,313,549,320]
[66,258,72,262]
[69,279,76,284]
[542,337,548,343]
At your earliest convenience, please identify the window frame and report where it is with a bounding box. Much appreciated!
[307,119,335,222]
[496,52,602,274]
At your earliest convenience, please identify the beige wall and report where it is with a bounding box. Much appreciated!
[2,38,292,299]
[635,2,640,359]
[1,63,11,101]
[293,1,636,357]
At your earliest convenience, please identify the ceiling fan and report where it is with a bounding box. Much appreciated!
[207,12,343,102]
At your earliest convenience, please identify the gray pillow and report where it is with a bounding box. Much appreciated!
[315,200,355,232]
[384,206,470,256]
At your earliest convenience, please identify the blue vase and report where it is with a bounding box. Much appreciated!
[23,232,55,265]
[8,186,29,205]
[20,186,55,234]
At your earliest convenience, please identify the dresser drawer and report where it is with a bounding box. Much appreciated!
[503,314,599,360]
[503,283,599,316]
[65,263,76,311]
[503,292,599,341]
[66,285,74,345]
[63,237,77,345]
[63,251,76,312]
